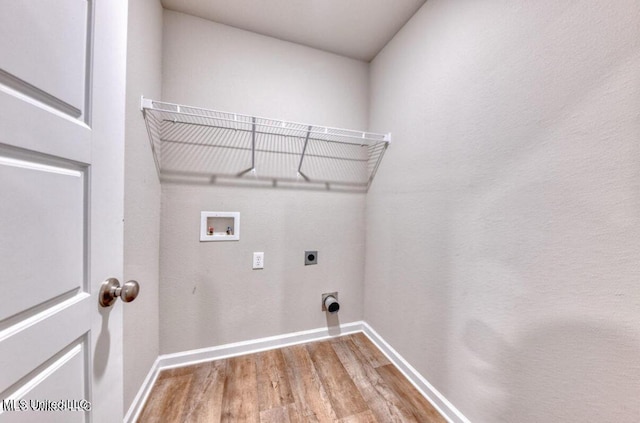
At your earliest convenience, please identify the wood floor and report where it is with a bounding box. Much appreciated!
[137,333,447,422]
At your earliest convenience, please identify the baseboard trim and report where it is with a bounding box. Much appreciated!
[123,356,161,423]
[157,321,364,370]
[124,321,470,423]
[361,322,471,423]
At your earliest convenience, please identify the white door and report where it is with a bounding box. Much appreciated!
[0,1,128,422]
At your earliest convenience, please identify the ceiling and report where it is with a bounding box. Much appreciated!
[160,0,426,62]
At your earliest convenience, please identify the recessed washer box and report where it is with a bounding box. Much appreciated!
[200,212,240,241]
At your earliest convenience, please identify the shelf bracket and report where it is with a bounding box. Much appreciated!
[237,116,257,177]
[251,116,256,171]
[296,125,313,181]
[140,95,153,111]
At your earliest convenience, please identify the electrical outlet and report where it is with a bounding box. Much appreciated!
[253,252,264,269]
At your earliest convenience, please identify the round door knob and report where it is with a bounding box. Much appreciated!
[99,278,140,307]
[119,280,140,303]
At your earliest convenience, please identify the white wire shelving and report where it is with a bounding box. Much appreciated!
[140,97,390,192]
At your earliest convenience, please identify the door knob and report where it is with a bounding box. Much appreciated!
[99,278,140,307]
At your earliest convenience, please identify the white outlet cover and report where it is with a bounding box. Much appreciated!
[253,252,264,269]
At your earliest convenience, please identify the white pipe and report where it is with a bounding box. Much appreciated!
[324,295,340,313]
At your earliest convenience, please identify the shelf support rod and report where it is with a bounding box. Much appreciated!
[297,125,313,181]
[237,117,258,177]
[251,117,256,171]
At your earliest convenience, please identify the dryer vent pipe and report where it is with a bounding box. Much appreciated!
[324,295,340,313]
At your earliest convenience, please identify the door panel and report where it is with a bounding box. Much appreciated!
[0,294,90,395]
[3,338,88,423]
[0,152,86,322]
[0,0,90,117]
[0,92,90,163]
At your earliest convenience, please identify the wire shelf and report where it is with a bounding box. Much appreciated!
[141,97,390,192]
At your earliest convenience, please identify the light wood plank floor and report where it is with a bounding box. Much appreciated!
[137,333,447,422]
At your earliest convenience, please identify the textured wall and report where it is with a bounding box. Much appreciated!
[159,11,369,354]
[123,0,163,411]
[366,1,640,422]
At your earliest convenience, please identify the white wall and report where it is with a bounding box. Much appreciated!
[161,11,369,127]
[123,0,162,411]
[366,1,640,422]
[159,11,369,354]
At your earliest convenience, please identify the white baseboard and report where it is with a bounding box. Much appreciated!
[124,320,470,423]
[157,321,364,370]
[361,322,471,423]
[123,356,161,423]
